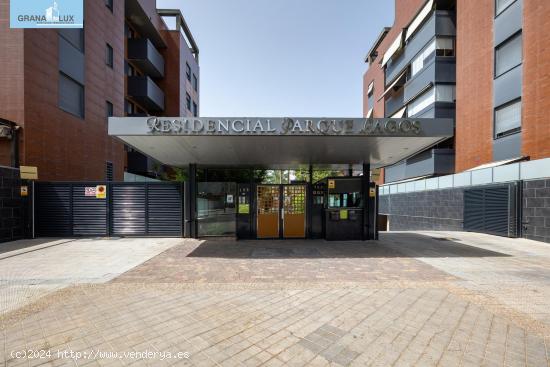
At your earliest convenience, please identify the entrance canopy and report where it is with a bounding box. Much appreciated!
[108,117,453,169]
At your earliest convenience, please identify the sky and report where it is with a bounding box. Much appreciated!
[157,0,395,117]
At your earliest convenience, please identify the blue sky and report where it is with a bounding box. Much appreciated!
[157,0,394,117]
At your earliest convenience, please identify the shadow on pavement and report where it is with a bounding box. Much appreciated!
[187,232,511,259]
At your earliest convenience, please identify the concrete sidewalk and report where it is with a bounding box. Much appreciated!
[0,237,183,314]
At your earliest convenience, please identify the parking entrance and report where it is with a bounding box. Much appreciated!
[34,182,183,237]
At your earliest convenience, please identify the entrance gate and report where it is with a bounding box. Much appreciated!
[256,185,306,239]
[35,182,183,237]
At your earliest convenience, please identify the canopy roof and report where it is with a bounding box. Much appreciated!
[108,117,454,169]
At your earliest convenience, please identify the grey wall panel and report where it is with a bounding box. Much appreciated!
[435,10,457,36]
[494,0,522,46]
[432,103,455,119]
[385,88,405,117]
[493,133,522,161]
[404,62,435,103]
[494,65,522,107]
[59,36,85,84]
[413,105,436,118]
[433,149,455,174]
[435,59,456,83]
[384,161,407,183]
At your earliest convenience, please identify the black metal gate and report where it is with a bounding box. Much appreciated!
[35,182,183,237]
[463,182,520,237]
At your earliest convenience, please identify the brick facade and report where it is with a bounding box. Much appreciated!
[522,1,550,161]
[455,0,495,171]
[0,0,125,181]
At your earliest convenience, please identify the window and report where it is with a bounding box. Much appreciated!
[193,102,198,117]
[59,73,84,118]
[125,100,135,115]
[106,43,113,68]
[367,91,374,111]
[58,29,84,52]
[105,0,113,12]
[495,33,522,77]
[494,99,521,138]
[186,93,191,111]
[435,84,455,102]
[407,84,455,116]
[186,62,191,82]
[106,162,113,181]
[411,39,435,76]
[193,74,198,91]
[106,101,113,118]
[496,0,516,16]
[435,38,454,57]
[125,62,135,76]
[410,37,454,77]
[125,23,135,39]
[408,87,435,116]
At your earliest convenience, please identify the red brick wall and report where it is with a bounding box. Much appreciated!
[21,0,125,181]
[0,0,24,166]
[455,0,494,171]
[159,31,182,116]
[522,1,550,161]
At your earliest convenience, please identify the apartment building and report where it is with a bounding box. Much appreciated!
[364,0,550,183]
[0,0,199,181]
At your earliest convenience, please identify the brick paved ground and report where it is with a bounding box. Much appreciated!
[0,232,549,366]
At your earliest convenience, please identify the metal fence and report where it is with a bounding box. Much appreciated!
[35,182,183,237]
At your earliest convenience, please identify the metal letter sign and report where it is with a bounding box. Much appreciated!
[143,117,423,137]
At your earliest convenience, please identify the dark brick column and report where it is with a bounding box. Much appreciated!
[523,179,550,243]
[0,166,27,243]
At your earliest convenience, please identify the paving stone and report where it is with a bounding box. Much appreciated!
[1,232,550,366]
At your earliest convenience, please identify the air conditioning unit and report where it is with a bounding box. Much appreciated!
[0,125,13,139]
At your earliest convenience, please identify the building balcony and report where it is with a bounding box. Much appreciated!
[127,75,165,111]
[125,0,166,49]
[127,38,165,78]
[384,148,455,183]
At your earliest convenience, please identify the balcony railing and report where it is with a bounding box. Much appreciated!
[127,75,165,111]
[127,38,165,78]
